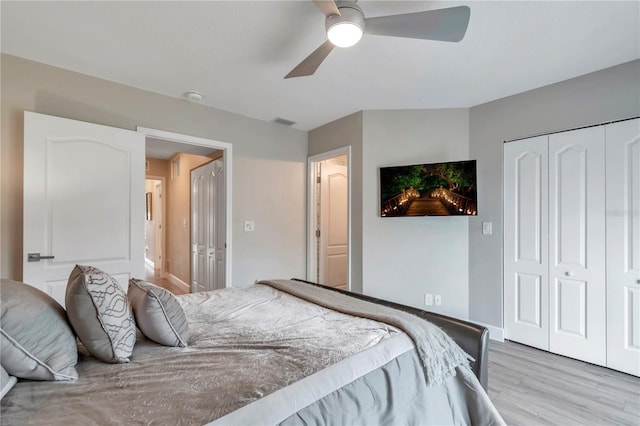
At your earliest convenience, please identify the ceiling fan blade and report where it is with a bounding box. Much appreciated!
[364,6,470,42]
[285,40,335,79]
[312,0,341,17]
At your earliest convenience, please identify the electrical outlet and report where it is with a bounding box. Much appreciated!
[424,294,433,306]
[435,295,442,305]
[244,221,255,232]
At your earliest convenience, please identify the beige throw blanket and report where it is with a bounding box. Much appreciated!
[258,279,471,386]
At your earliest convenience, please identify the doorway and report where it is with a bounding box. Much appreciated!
[307,147,351,290]
[144,178,164,276]
[139,127,233,291]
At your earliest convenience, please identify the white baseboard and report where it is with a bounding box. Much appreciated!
[167,273,190,290]
[475,322,504,342]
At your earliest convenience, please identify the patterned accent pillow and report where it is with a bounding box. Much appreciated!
[128,279,188,347]
[0,279,78,381]
[65,265,136,363]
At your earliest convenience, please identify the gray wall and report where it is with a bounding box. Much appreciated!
[1,54,308,286]
[362,109,471,319]
[468,59,640,328]
[308,112,363,293]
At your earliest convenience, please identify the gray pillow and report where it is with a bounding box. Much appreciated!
[0,279,78,381]
[128,279,188,347]
[65,265,136,363]
[0,365,17,399]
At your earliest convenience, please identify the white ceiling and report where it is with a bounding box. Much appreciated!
[1,1,639,131]
[145,137,218,160]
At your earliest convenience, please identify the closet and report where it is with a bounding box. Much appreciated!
[503,118,639,376]
[191,159,226,293]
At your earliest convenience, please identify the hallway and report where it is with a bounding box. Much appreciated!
[144,267,189,295]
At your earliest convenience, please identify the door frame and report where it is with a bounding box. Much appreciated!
[137,127,233,288]
[307,146,351,290]
[145,176,166,278]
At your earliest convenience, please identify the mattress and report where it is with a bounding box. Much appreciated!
[0,281,504,425]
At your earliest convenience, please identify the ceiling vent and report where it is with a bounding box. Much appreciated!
[272,117,296,127]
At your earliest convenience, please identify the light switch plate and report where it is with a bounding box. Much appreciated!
[244,221,255,232]
[482,222,492,235]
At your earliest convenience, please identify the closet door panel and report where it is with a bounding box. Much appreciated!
[504,136,549,349]
[606,118,640,376]
[549,127,606,366]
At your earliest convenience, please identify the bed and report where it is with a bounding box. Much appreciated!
[1,275,504,425]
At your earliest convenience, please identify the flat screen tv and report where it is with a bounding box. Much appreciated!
[380,160,477,217]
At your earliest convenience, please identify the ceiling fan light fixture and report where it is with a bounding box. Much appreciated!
[327,22,363,47]
[325,6,365,48]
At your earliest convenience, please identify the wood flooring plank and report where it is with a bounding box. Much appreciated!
[596,380,640,402]
[519,377,636,425]
[494,387,610,426]
[624,398,640,416]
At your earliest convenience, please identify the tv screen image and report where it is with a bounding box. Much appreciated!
[380,160,477,217]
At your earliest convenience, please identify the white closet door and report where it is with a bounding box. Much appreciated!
[504,136,549,350]
[213,160,226,290]
[191,167,208,293]
[191,160,225,292]
[549,127,606,366]
[606,118,640,376]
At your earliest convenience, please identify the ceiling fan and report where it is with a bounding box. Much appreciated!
[285,0,471,79]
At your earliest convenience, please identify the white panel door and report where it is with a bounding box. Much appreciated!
[549,126,606,366]
[213,160,226,290]
[319,160,348,290]
[606,118,640,376]
[153,182,163,270]
[504,136,550,350]
[191,168,207,293]
[191,160,225,292]
[23,112,145,306]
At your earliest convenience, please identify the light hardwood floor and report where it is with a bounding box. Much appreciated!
[144,268,189,295]
[489,340,640,425]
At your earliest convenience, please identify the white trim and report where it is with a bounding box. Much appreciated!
[475,321,505,342]
[144,257,155,269]
[137,127,233,289]
[307,146,352,291]
[166,272,190,290]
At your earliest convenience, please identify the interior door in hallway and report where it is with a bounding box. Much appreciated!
[23,112,145,306]
[191,159,225,292]
[319,156,348,290]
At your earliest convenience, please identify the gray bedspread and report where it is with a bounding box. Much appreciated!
[1,283,505,425]
[0,285,401,424]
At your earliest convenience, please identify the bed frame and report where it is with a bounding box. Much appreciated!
[291,278,489,389]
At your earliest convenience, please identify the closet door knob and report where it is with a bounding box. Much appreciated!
[565,271,574,277]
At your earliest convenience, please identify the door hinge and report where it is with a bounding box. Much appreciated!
[315,230,320,238]
[316,176,321,184]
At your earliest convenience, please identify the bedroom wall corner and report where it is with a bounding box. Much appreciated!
[361,109,471,320]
